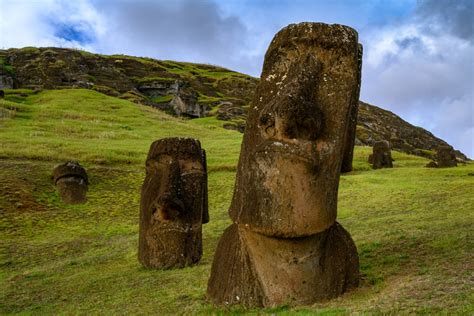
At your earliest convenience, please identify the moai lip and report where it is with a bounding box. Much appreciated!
[229,22,361,237]
[371,140,393,169]
[138,137,209,269]
[52,161,88,204]
[208,22,361,307]
[436,145,457,167]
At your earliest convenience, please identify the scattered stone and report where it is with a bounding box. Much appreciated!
[223,122,245,133]
[52,161,88,204]
[371,140,393,169]
[138,137,209,269]
[436,145,457,168]
[207,22,360,307]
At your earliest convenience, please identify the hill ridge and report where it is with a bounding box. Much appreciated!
[0,47,467,160]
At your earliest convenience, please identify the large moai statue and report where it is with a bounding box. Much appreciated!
[138,137,209,269]
[341,44,363,173]
[52,161,88,204]
[370,140,393,169]
[207,22,361,307]
[436,145,457,167]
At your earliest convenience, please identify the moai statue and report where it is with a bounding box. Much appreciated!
[341,44,363,173]
[52,161,88,204]
[138,137,209,269]
[370,140,393,169]
[425,160,438,168]
[436,145,457,167]
[207,22,360,307]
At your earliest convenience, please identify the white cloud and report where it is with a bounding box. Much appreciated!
[361,11,473,157]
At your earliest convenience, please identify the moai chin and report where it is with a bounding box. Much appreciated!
[371,140,393,169]
[52,161,88,204]
[207,22,361,307]
[436,145,457,167]
[138,137,209,269]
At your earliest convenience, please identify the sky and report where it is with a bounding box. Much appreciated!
[0,0,472,157]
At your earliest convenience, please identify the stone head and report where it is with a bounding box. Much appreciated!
[52,161,88,204]
[139,137,208,268]
[436,145,457,167]
[229,23,361,237]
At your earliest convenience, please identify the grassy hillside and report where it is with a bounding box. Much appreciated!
[1,89,473,314]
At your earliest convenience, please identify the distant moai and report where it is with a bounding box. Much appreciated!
[370,140,393,169]
[52,161,88,204]
[207,22,360,307]
[436,145,457,167]
[138,137,209,269]
[341,43,363,173]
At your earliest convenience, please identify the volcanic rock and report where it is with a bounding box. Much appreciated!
[52,161,88,204]
[138,137,209,269]
[207,22,360,307]
[370,140,393,169]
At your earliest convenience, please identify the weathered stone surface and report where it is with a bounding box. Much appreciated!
[371,140,393,169]
[436,145,457,167]
[52,161,88,204]
[208,22,360,307]
[138,137,209,269]
[0,76,13,89]
[229,22,361,237]
[341,44,363,173]
[207,222,359,307]
[425,161,438,168]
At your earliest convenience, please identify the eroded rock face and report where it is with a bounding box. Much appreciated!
[52,161,88,204]
[207,22,360,307]
[436,145,457,167]
[138,137,209,269]
[371,140,393,169]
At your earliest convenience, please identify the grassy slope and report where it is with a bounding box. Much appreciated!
[1,89,473,315]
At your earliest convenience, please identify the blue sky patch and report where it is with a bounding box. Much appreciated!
[53,22,94,44]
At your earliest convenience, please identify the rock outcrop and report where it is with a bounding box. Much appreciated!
[52,161,88,204]
[207,22,359,307]
[138,137,209,269]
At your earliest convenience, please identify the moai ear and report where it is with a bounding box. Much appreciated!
[201,149,209,224]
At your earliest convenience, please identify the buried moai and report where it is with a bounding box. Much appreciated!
[435,145,457,167]
[138,137,209,269]
[52,161,88,204]
[426,145,458,168]
[207,22,361,307]
[369,140,393,169]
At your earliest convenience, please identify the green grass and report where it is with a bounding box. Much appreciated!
[0,56,14,75]
[1,89,473,314]
[152,95,174,104]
